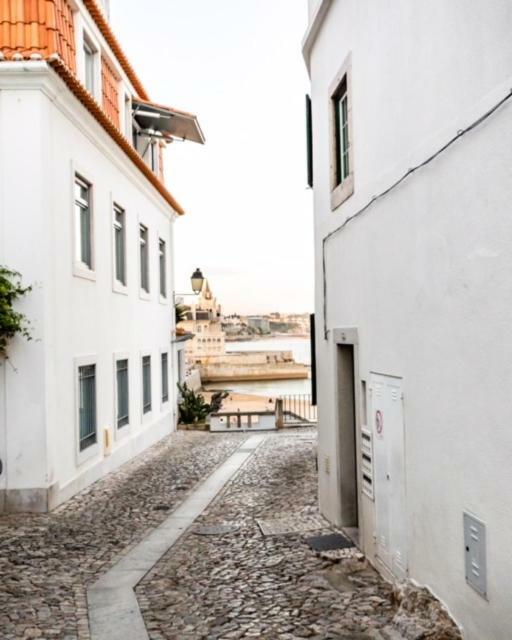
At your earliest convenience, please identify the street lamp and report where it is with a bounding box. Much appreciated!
[191,268,205,294]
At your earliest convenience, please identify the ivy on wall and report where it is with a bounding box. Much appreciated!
[0,267,33,358]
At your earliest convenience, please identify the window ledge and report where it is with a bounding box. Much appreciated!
[113,280,128,296]
[76,441,100,467]
[139,289,151,302]
[73,263,96,282]
[159,294,169,306]
[114,423,131,442]
[331,174,354,211]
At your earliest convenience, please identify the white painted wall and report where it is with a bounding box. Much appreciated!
[307,1,512,638]
[0,63,179,509]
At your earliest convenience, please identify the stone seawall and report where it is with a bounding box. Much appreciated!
[194,351,309,383]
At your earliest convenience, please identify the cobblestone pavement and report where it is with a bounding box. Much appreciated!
[137,431,397,640]
[0,431,245,640]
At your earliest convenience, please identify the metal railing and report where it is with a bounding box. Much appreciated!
[278,394,317,425]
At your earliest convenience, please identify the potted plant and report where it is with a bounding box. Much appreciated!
[177,383,228,430]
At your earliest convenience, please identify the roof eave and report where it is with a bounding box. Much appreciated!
[302,0,333,74]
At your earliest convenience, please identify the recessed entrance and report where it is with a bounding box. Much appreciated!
[336,343,358,528]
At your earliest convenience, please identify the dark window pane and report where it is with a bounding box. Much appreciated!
[116,359,129,428]
[142,355,152,413]
[161,352,168,403]
[79,364,97,451]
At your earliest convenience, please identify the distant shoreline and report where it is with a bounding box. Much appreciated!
[225,333,310,342]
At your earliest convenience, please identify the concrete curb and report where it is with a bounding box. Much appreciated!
[87,434,267,640]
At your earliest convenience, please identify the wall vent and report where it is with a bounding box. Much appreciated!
[463,512,487,598]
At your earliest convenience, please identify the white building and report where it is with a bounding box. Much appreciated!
[304,1,512,637]
[0,0,204,512]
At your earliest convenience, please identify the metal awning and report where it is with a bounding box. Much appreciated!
[132,99,205,144]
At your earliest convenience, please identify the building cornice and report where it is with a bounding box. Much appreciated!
[302,0,333,74]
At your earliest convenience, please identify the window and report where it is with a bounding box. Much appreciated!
[150,142,159,173]
[139,224,149,293]
[333,76,350,186]
[116,359,129,428]
[78,364,97,451]
[83,37,95,94]
[113,205,126,285]
[159,239,166,297]
[74,176,93,269]
[142,355,152,413]
[161,352,169,403]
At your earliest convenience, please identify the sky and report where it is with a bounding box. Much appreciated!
[110,0,314,315]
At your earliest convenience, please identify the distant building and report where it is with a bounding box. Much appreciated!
[0,0,203,511]
[304,0,512,637]
[180,280,226,360]
[247,316,271,333]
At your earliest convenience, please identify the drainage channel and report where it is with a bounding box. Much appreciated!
[87,434,267,640]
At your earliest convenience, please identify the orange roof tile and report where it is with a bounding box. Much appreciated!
[81,0,149,100]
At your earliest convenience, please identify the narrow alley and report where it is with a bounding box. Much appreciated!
[0,430,457,640]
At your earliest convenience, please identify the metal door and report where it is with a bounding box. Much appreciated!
[371,373,407,578]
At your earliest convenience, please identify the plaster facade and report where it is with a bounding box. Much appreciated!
[305,1,512,638]
[0,65,181,510]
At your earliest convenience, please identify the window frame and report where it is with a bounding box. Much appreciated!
[112,201,127,293]
[159,238,167,300]
[141,353,152,417]
[329,54,354,211]
[115,357,130,430]
[75,355,100,465]
[139,223,150,299]
[161,351,169,405]
[73,171,96,281]
[80,30,101,101]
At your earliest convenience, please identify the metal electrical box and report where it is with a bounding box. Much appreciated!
[463,512,487,598]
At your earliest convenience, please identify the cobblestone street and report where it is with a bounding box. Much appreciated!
[137,431,397,640]
[0,429,456,640]
[0,432,245,639]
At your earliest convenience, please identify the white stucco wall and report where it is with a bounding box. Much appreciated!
[308,1,512,638]
[0,63,179,509]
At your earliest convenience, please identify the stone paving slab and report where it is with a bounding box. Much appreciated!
[0,431,245,639]
[257,512,330,536]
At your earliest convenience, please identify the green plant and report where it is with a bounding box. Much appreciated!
[177,383,229,424]
[0,267,33,357]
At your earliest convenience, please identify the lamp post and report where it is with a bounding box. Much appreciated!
[175,268,205,300]
[190,268,205,295]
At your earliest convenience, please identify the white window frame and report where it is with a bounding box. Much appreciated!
[139,221,151,300]
[112,199,128,295]
[160,348,170,410]
[329,53,354,211]
[113,351,131,441]
[74,354,100,466]
[80,29,102,102]
[141,351,153,422]
[72,168,96,282]
[159,237,167,302]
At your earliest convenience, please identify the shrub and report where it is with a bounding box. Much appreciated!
[0,267,33,358]
[177,383,229,424]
